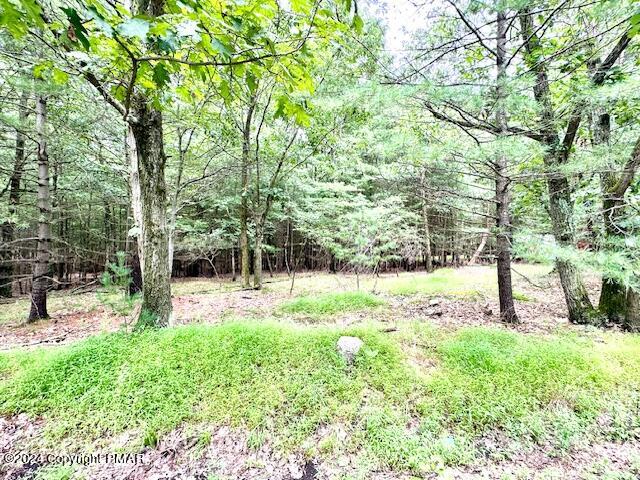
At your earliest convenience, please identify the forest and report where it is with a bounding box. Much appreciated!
[1,0,640,479]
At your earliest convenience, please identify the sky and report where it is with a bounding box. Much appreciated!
[362,0,427,53]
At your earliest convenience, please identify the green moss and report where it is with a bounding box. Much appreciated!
[512,291,532,302]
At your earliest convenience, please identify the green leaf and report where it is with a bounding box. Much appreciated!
[219,80,230,102]
[211,37,233,58]
[152,63,170,88]
[117,17,150,40]
[62,7,91,50]
[352,14,363,34]
[246,72,257,94]
[33,62,50,79]
[52,68,69,85]
[87,6,113,36]
[290,0,311,13]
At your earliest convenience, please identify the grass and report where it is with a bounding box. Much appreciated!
[1,264,638,476]
[382,264,550,298]
[279,291,386,316]
[0,322,413,451]
[356,325,640,473]
[2,321,639,475]
[423,329,612,435]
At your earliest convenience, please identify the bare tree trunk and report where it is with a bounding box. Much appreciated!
[470,231,489,265]
[1,91,27,298]
[231,246,236,282]
[420,171,433,273]
[253,220,263,289]
[129,95,173,327]
[266,247,274,278]
[626,288,640,332]
[127,125,144,277]
[168,128,191,273]
[29,95,51,321]
[494,10,518,323]
[240,103,255,289]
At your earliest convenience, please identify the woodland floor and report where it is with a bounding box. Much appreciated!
[0,264,597,349]
[1,264,639,480]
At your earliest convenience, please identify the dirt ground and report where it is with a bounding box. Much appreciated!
[1,413,638,480]
[0,266,606,350]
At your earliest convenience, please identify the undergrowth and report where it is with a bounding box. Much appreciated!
[1,322,639,475]
[0,322,411,451]
[279,291,386,316]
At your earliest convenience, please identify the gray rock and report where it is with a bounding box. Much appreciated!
[337,336,363,365]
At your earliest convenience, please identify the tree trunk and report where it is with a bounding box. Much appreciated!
[239,103,255,288]
[253,220,263,289]
[0,91,27,298]
[420,171,433,273]
[127,125,144,276]
[519,9,596,324]
[129,95,172,327]
[494,10,518,324]
[596,114,640,322]
[626,288,640,332]
[547,176,595,324]
[29,95,51,322]
[231,246,236,282]
[598,190,627,322]
[168,129,190,273]
[470,231,489,265]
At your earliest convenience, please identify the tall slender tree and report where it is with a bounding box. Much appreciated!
[29,93,51,321]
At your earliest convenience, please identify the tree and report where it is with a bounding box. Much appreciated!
[28,92,50,321]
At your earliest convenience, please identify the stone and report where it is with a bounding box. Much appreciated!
[337,336,363,365]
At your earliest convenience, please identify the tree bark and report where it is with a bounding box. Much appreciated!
[29,95,51,321]
[494,10,518,323]
[547,176,595,323]
[168,128,191,273]
[129,95,173,327]
[594,112,626,321]
[127,125,144,276]
[420,171,433,272]
[0,91,27,298]
[231,246,236,282]
[596,116,640,322]
[470,230,489,265]
[239,102,255,288]
[253,220,263,289]
[626,288,640,332]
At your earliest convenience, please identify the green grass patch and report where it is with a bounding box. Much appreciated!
[382,265,550,298]
[512,291,532,302]
[419,328,640,447]
[1,321,639,475]
[0,322,412,450]
[279,291,386,316]
[383,268,490,297]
